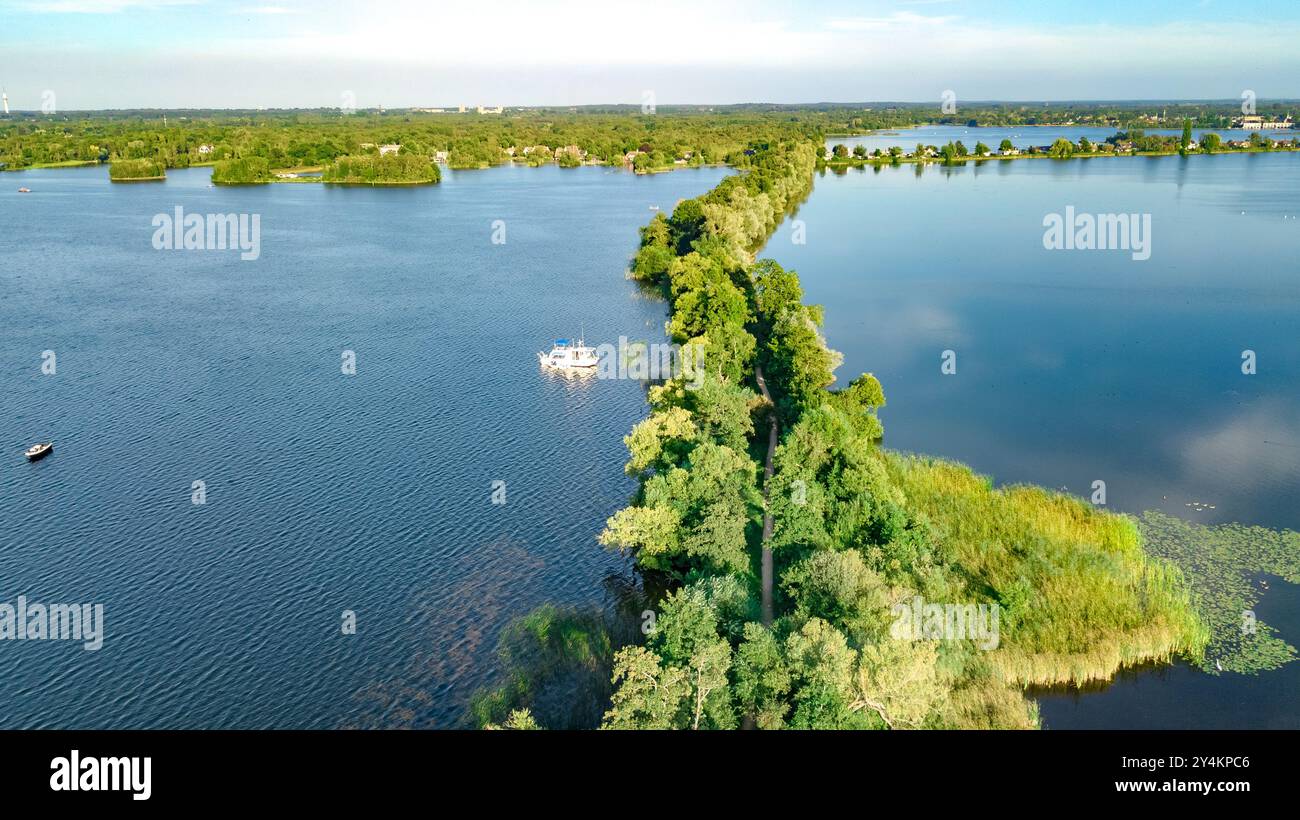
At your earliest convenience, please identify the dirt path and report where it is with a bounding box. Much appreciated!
[754,365,778,626]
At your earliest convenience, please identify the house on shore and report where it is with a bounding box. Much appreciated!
[1233,115,1294,130]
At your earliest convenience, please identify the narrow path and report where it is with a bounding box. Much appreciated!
[754,365,778,626]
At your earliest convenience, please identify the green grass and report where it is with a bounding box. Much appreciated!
[883,452,1208,687]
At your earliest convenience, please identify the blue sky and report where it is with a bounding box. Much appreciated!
[2,0,1300,109]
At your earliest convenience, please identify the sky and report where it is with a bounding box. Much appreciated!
[2,0,1300,109]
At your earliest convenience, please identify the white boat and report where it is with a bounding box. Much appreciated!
[24,442,53,461]
[538,338,598,370]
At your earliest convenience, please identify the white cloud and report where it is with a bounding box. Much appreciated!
[827,12,957,31]
[15,0,198,12]
[1178,401,1300,487]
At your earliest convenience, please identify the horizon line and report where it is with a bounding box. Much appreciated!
[3,98,1299,115]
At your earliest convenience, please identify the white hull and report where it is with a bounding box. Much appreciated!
[539,337,599,370]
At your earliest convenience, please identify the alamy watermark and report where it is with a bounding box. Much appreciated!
[1042,206,1151,261]
[597,337,705,389]
[0,596,104,650]
[152,206,261,261]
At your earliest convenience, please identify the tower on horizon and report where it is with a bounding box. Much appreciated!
[2,88,9,116]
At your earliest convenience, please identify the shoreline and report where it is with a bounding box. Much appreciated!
[821,145,1299,169]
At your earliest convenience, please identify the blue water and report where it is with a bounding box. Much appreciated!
[831,124,1277,153]
[0,163,728,728]
[771,151,1300,727]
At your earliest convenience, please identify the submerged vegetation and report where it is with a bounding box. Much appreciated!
[476,136,1209,730]
[1138,511,1300,675]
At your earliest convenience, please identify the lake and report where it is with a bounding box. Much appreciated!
[770,148,1300,727]
[0,163,728,728]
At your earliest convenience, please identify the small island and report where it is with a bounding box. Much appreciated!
[211,157,272,185]
[108,158,165,182]
[322,151,441,185]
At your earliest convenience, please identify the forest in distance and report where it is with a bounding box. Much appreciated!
[4,99,1299,182]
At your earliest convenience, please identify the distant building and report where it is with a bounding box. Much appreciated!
[378,144,400,156]
[476,105,503,115]
[1233,115,1294,130]
[197,144,215,155]
[434,150,449,164]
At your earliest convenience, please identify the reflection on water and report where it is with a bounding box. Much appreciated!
[770,151,1300,728]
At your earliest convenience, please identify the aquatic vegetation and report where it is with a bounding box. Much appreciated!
[1137,511,1300,674]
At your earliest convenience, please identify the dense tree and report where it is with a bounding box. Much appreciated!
[1048,138,1074,158]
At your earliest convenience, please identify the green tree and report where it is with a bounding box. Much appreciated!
[1048,138,1074,158]
[733,623,791,729]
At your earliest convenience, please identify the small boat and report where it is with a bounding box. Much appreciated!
[18,187,31,193]
[24,442,53,461]
[539,338,598,370]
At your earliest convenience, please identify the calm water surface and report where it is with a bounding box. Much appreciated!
[774,151,1300,728]
[0,163,727,728]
